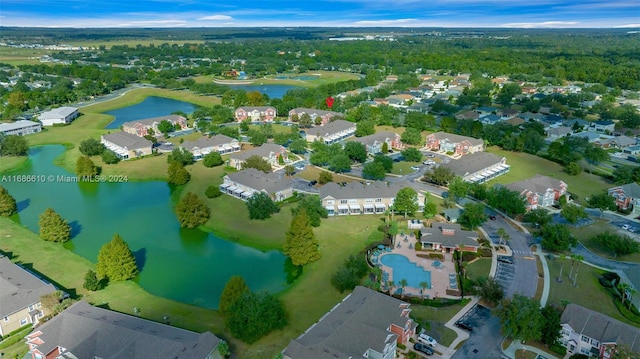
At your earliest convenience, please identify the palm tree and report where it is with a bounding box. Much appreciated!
[399,278,408,298]
[627,288,638,311]
[419,281,429,300]
[619,283,631,308]
[387,280,395,295]
[571,254,584,287]
[556,254,566,283]
[497,227,509,246]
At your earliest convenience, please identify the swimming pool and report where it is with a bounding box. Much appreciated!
[380,254,431,289]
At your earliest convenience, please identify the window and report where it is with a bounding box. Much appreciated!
[3,316,8,322]
[326,200,334,205]
[581,335,590,343]
[340,199,347,204]
[348,199,357,204]
[20,317,28,326]
[365,198,373,203]
[375,198,382,202]
[29,304,35,311]
[562,329,571,337]
[591,339,599,348]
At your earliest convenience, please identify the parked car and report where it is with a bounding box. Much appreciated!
[489,215,497,220]
[295,164,305,171]
[423,160,435,165]
[622,224,631,230]
[308,180,317,186]
[455,321,473,332]
[411,166,420,170]
[417,334,437,347]
[427,154,436,158]
[414,343,434,356]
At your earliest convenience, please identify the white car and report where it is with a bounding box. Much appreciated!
[622,224,631,230]
[418,333,437,347]
[411,166,420,170]
[423,160,435,165]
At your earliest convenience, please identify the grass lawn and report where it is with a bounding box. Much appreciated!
[392,161,420,175]
[485,146,611,204]
[199,71,360,88]
[67,40,205,48]
[466,258,492,281]
[570,219,640,263]
[0,46,51,65]
[248,123,292,135]
[295,166,359,184]
[410,301,469,347]
[0,156,28,173]
[546,255,637,326]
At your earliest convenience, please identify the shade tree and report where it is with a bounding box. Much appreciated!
[174,192,210,228]
[38,208,71,242]
[283,209,321,266]
[0,185,18,217]
[96,233,139,281]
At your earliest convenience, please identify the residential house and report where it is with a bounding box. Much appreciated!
[425,132,484,156]
[521,112,545,122]
[479,114,501,125]
[564,119,590,131]
[623,145,640,155]
[595,135,636,149]
[440,152,510,183]
[373,98,389,106]
[319,181,424,216]
[406,102,431,114]
[505,175,567,211]
[559,303,640,358]
[475,106,498,116]
[0,256,58,337]
[288,108,342,126]
[38,107,79,126]
[506,117,526,127]
[419,223,480,253]
[228,143,287,170]
[455,110,480,121]
[234,106,277,123]
[498,108,519,120]
[180,135,241,159]
[590,120,616,133]
[608,183,640,214]
[122,114,187,137]
[304,119,356,144]
[220,168,293,202]
[573,131,604,143]
[101,132,153,160]
[0,120,41,136]
[547,126,573,141]
[282,286,417,359]
[351,131,403,155]
[26,300,221,359]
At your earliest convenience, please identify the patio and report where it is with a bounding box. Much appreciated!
[372,232,459,299]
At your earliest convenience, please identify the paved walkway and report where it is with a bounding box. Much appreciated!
[536,245,551,307]
[502,339,560,359]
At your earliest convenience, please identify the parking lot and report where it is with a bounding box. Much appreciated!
[494,257,514,290]
[451,304,504,359]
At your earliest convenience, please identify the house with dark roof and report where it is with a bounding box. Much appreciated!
[351,131,403,155]
[0,120,42,136]
[288,108,343,126]
[220,168,293,202]
[101,132,153,160]
[559,303,640,358]
[228,143,288,171]
[319,181,424,216]
[455,110,480,121]
[425,132,484,157]
[590,120,616,133]
[547,126,573,141]
[122,114,187,137]
[608,183,640,214]
[506,175,567,211]
[573,131,604,143]
[440,152,509,183]
[38,107,79,126]
[0,256,58,337]
[419,223,480,253]
[234,106,277,123]
[304,120,356,144]
[180,135,240,159]
[26,300,221,359]
[282,286,417,359]
[479,114,501,125]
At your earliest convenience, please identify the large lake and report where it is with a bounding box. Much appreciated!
[105,96,198,129]
[2,146,290,309]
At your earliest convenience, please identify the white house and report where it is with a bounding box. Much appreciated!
[38,107,79,126]
[0,120,42,136]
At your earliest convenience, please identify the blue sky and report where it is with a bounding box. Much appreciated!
[0,0,638,28]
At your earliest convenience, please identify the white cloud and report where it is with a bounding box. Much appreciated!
[197,14,233,21]
[501,21,579,28]
[615,23,640,28]
[354,18,417,26]
[116,20,187,27]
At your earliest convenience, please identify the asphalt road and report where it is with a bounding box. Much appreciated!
[451,305,505,359]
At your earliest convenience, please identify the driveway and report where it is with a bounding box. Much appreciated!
[450,305,504,359]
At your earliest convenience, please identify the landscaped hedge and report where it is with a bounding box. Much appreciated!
[549,343,567,355]
[613,298,640,325]
[0,326,32,349]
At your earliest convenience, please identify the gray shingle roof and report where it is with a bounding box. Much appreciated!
[441,152,505,177]
[236,106,275,112]
[102,132,153,150]
[420,223,479,248]
[230,143,284,161]
[351,131,398,147]
[0,120,40,133]
[121,114,184,129]
[283,286,414,359]
[320,181,405,200]
[38,107,77,120]
[561,304,640,352]
[305,120,355,138]
[0,256,57,317]
[505,175,565,195]
[181,134,236,151]
[614,183,640,198]
[227,168,292,194]
[290,108,342,118]
[29,300,220,359]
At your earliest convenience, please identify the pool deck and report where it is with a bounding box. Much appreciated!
[377,233,459,299]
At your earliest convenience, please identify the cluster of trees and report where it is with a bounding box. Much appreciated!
[79,138,120,165]
[0,135,28,156]
[496,294,562,348]
[331,254,369,293]
[0,186,18,217]
[593,231,640,257]
[218,276,287,343]
[246,192,279,220]
[540,223,577,252]
[283,209,321,266]
[167,148,194,185]
[362,154,393,180]
[309,141,353,173]
[241,155,272,173]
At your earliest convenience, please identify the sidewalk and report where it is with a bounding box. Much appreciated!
[437,296,478,359]
[536,245,551,307]
[502,339,560,359]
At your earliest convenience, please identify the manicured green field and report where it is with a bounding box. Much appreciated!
[466,257,492,281]
[570,219,640,263]
[410,301,469,347]
[67,40,205,49]
[198,71,360,88]
[392,161,420,175]
[0,46,51,65]
[485,146,611,204]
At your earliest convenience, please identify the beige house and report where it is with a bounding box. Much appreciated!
[101,132,153,160]
[320,181,424,216]
[122,114,187,137]
[38,107,79,126]
[0,256,58,337]
[304,119,356,144]
[441,152,510,183]
[180,134,240,160]
[228,143,288,171]
[419,223,480,253]
[220,168,294,202]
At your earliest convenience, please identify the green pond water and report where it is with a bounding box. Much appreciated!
[1,145,290,309]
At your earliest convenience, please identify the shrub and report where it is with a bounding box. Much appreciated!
[550,344,567,355]
[205,185,222,198]
[203,152,224,167]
